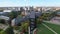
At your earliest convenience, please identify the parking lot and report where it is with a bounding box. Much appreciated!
[50,16,60,25]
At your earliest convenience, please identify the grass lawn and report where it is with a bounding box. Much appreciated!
[44,23,60,34]
[37,24,54,34]
[0,29,3,31]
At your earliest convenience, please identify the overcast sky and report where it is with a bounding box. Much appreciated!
[0,0,60,7]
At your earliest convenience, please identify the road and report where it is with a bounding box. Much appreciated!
[43,16,60,25]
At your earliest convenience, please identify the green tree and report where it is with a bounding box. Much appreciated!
[9,11,18,19]
[4,26,14,34]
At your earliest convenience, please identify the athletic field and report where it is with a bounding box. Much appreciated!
[37,23,60,34]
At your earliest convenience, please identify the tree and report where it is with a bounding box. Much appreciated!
[5,26,14,34]
[0,19,5,24]
[18,11,21,15]
[9,11,18,19]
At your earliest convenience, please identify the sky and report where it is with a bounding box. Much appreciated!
[0,0,60,7]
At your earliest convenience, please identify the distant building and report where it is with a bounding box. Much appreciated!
[0,12,10,17]
[56,12,60,17]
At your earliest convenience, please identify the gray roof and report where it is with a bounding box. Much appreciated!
[29,11,35,18]
[0,12,10,16]
[0,15,10,20]
[14,15,29,25]
[12,11,42,25]
[35,11,42,17]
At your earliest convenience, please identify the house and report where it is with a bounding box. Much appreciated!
[11,10,42,26]
[11,15,29,26]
